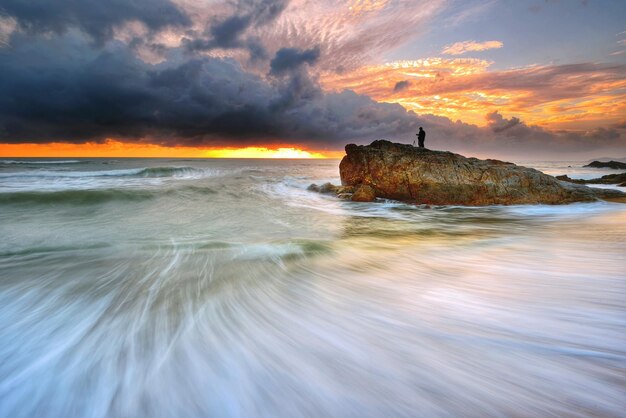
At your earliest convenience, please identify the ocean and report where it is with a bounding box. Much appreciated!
[0,157,625,417]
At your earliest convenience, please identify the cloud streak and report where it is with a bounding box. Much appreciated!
[183,0,290,59]
[441,40,503,55]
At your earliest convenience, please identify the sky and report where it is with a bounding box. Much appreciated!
[0,0,625,159]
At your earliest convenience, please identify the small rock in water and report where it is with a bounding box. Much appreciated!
[308,183,355,199]
[351,184,376,202]
[555,175,585,184]
[307,182,339,194]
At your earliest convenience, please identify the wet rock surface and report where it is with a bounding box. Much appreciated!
[335,140,624,205]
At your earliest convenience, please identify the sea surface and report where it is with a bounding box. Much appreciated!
[0,157,625,417]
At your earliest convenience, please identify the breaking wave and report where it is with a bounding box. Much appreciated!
[0,166,216,179]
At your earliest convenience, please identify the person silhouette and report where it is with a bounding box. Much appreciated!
[417,127,426,148]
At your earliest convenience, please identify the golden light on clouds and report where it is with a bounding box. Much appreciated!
[321,58,626,130]
[347,0,390,15]
[441,40,504,55]
[0,140,338,159]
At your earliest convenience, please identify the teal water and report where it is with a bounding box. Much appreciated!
[0,158,625,417]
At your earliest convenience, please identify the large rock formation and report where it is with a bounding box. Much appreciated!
[338,140,624,205]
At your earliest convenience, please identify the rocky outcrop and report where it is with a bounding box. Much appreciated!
[337,140,624,205]
[584,160,626,169]
[556,173,626,185]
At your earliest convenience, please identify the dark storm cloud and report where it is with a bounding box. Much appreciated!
[0,0,190,43]
[210,15,252,48]
[0,34,418,145]
[269,47,320,76]
[184,0,289,55]
[393,80,410,92]
[184,14,253,51]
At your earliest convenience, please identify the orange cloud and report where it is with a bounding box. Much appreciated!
[321,59,626,130]
[441,40,503,55]
[347,0,391,15]
[0,140,341,158]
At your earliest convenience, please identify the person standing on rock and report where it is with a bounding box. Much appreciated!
[417,127,426,148]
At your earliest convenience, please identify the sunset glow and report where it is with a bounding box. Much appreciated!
[321,59,626,130]
[204,147,329,159]
[0,141,337,159]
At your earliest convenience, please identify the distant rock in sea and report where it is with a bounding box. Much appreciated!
[584,160,626,169]
[309,140,624,205]
[556,172,626,185]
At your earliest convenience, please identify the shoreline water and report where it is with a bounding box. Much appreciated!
[0,158,625,417]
